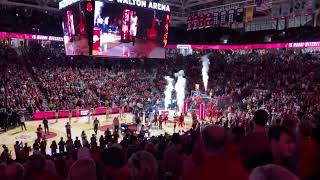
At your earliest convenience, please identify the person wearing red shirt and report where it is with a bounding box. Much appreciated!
[179,113,184,127]
[182,125,248,180]
[23,143,31,159]
[36,125,43,141]
[240,109,271,171]
[164,115,168,125]
[159,115,163,129]
[153,113,158,126]
[101,146,130,180]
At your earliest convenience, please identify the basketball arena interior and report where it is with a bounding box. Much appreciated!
[0,0,320,179]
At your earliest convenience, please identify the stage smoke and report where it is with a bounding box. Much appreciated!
[174,70,186,112]
[164,76,174,110]
[201,55,210,91]
[94,1,104,18]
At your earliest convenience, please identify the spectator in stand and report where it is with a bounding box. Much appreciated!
[4,163,25,180]
[40,139,47,155]
[240,109,271,171]
[81,131,89,148]
[297,123,320,179]
[268,125,296,172]
[0,145,11,163]
[163,133,183,180]
[68,158,96,180]
[23,143,31,160]
[66,138,75,155]
[128,151,158,180]
[227,126,245,159]
[50,141,57,156]
[58,137,65,154]
[101,146,129,180]
[32,140,40,155]
[249,164,299,180]
[182,125,248,180]
[99,135,105,149]
[74,137,82,150]
[14,141,22,161]
[0,163,5,180]
[24,154,62,180]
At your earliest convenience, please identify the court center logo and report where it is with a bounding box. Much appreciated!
[0,132,37,145]
[15,134,33,140]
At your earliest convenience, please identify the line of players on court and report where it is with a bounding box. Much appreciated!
[23,105,201,144]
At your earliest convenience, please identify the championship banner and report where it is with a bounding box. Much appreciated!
[205,13,213,28]
[228,9,235,23]
[294,16,301,26]
[235,8,244,22]
[193,15,199,29]
[280,2,291,17]
[187,16,193,30]
[220,10,227,24]
[271,3,281,19]
[293,0,313,15]
[293,0,306,15]
[213,12,219,25]
[199,13,206,28]
[288,17,295,28]
[277,19,286,30]
[245,6,254,22]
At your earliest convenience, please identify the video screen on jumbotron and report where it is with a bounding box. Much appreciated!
[61,2,89,55]
[93,1,170,58]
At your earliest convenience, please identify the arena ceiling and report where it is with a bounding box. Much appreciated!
[0,0,238,26]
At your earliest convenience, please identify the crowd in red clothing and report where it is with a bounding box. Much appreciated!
[1,109,320,180]
[1,47,319,122]
[1,45,320,179]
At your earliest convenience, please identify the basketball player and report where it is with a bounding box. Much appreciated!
[130,11,138,45]
[65,122,72,138]
[164,115,168,125]
[158,115,163,129]
[20,114,27,131]
[119,106,123,119]
[173,116,177,133]
[113,116,120,134]
[106,105,110,120]
[154,112,158,126]
[87,110,91,124]
[36,125,43,140]
[55,109,58,123]
[179,113,184,127]
[68,109,72,123]
[93,118,100,135]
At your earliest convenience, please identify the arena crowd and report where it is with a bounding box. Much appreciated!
[0,44,320,179]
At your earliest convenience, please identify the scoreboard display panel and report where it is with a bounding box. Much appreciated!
[60,0,170,58]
